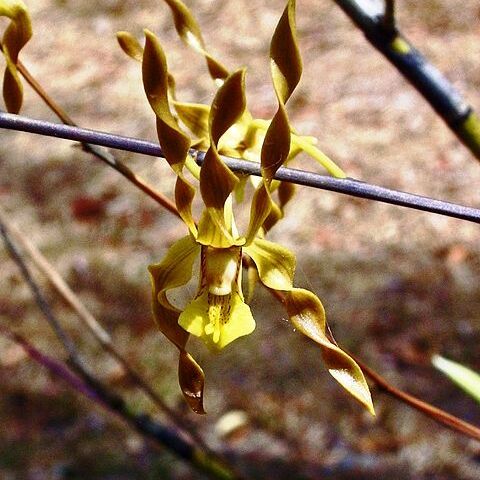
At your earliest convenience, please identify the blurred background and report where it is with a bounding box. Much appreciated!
[1,0,480,478]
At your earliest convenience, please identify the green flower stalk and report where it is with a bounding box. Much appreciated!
[120,0,374,416]
[0,0,32,113]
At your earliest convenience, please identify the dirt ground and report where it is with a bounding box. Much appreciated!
[1,0,480,478]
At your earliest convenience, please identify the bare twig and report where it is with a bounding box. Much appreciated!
[333,0,480,161]
[0,43,179,218]
[0,220,82,365]
[0,206,222,461]
[0,216,240,479]
[266,288,480,442]
[0,326,237,479]
[1,112,480,224]
[354,357,480,441]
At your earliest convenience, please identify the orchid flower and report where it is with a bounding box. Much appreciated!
[0,0,32,113]
[120,0,374,416]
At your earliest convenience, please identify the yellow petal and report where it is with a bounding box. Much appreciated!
[244,238,295,291]
[116,31,143,62]
[200,69,246,201]
[269,0,302,103]
[174,175,198,237]
[291,134,346,178]
[148,235,200,311]
[160,0,229,82]
[173,101,210,141]
[142,30,198,231]
[1,0,32,113]
[244,185,272,245]
[143,30,190,174]
[178,349,206,414]
[197,69,248,247]
[203,246,241,296]
[285,288,375,415]
[179,290,255,351]
[261,0,302,184]
[197,209,245,249]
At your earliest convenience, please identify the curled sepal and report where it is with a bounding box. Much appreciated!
[244,238,295,291]
[143,30,189,173]
[245,185,272,245]
[143,30,198,232]
[116,31,144,61]
[197,69,247,247]
[291,134,346,178]
[285,288,375,415]
[0,0,32,113]
[261,0,302,184]
[262,181,295,233]
[147,235,200,312]
[161,0,229,83]
[175,176,197,237]
[179,349,206,414]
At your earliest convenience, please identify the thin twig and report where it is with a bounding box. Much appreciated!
[333,0,480,161]
[0,218,239,479]
[1,112,479,224]
[0,327,237,480]
[0,220,82,365]
[0,43,179,218]
[266,288,480,442]
[0,206,220,461]
[354,356,480,441]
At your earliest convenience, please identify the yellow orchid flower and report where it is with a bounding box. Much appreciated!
[124,0,374,416]
[0,0,32,113]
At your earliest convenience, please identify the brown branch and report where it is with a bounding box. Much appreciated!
[0,206,220,461]
[266,286,480,442]
[354,357,480,441]
[0,325,239,479]
[0,40,179,218]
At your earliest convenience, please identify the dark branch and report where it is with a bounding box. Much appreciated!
[1,111,479,224]
[0,220,239,480]
[333,0,480,161]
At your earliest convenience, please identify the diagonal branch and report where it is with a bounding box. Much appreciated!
[266,288,480,442]
[354,356,480,441]
[1,111,480,224]
[332,0,480,161]
[0,326,238,480]
[0,215,240,479]
[0,43,179,217]
[0,205,224,463]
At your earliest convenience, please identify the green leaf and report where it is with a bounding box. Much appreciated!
[432,355,480,404]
